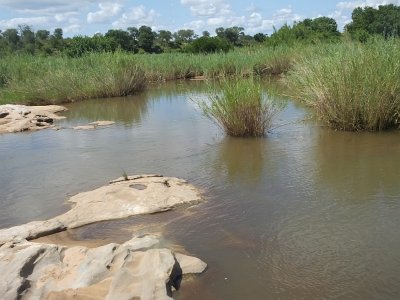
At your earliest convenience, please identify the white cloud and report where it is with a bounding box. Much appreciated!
[336,0,400,10]
[0,16,49,28]
[55,12,79,23]
[186,20,205,30]
[112,5,159,28]
[272,6,302,24]
[246,3,261,13]
[63,24,81,33]
[181,0,232,17]
[183,4,303,35]
[0,0,96,14]
[0,0,87,34]
[87,2,122,24]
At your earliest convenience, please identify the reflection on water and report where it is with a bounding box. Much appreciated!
[214,137,267,183]
[1,80,400,299]
[315,130,400,202]
[63,95,150,125]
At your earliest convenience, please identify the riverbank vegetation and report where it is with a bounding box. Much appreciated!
[0,45,300,105]
[287,38,400,131]
[0,4,399,131]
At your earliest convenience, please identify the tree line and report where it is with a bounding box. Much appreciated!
[0,4,399,57]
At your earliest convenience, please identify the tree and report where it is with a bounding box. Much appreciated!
[156,30,172,49]
[214,26,245,46]
[174,29,196,45]
[267,17,340,46]
[215,27,225,39]
[138,26,155,53]
[36,30,50,41]
[50,28,64,52]
[224,26,244,45]
[254,33,267,43]
[53,28,63,39]
[127,27,139,52]
[2,28,20,51]
[186,36,231,54]
[345,4,400,38]
[64,35,119,57]
[202,31,210,37]
[19,25,35,54]
[105,29,132,51]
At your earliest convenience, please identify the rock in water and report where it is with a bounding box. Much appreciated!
[0,175,202,246]
[73,120,115,130]
[0,236,207,300]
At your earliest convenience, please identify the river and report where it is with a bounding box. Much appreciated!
[1,81,399,299]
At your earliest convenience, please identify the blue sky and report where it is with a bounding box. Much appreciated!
[0,0,399,37]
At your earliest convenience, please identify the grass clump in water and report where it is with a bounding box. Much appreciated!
[199,79,282,137]
[287,39,400,131]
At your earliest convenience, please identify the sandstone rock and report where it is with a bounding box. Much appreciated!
[0,175,202,245]
[125,235,160,250]
[0,104,67,134]
[88,121,115,126]
[0,236,207,300]
[73,125,96,130]
[175,253,208,274]
[73,120,115,130]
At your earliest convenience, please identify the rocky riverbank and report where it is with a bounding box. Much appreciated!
[0,104,67,133]
[0,175,206,300]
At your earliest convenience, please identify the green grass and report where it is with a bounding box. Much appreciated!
[198,79,283,137]
[0,45,300,105]
[0,52,145,105]
[287,39,400,131]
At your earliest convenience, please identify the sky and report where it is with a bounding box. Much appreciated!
[0,0,399,37]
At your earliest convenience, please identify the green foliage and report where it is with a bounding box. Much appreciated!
[287,38,400,131]
[185,36,231,54]
[346,4,400,39]
[156,30,173,49]
[173,29,196,46]
[138,26,156,53]
[267,17,340,46]
[105,29,134,51]
[198,79,283,137]
[254,33,267,43]
[64,35,119,57]
[215,26,247,46]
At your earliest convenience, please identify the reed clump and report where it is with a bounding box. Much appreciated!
[287,39,400,131]
[199,79,282,137]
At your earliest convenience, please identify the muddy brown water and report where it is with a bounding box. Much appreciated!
[1,81,400,299]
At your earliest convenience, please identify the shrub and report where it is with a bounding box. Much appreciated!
[186,37,231,54]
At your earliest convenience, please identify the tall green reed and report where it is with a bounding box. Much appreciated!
[287,39,400,131]
[198,79,283,137]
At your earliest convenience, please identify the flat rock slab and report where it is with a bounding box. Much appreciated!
[0,175,202,245]
[0,236,207,300]
[89,121,115,126]
[0,104,67,134]
[73,125,96,130]
[73,120,115,130]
